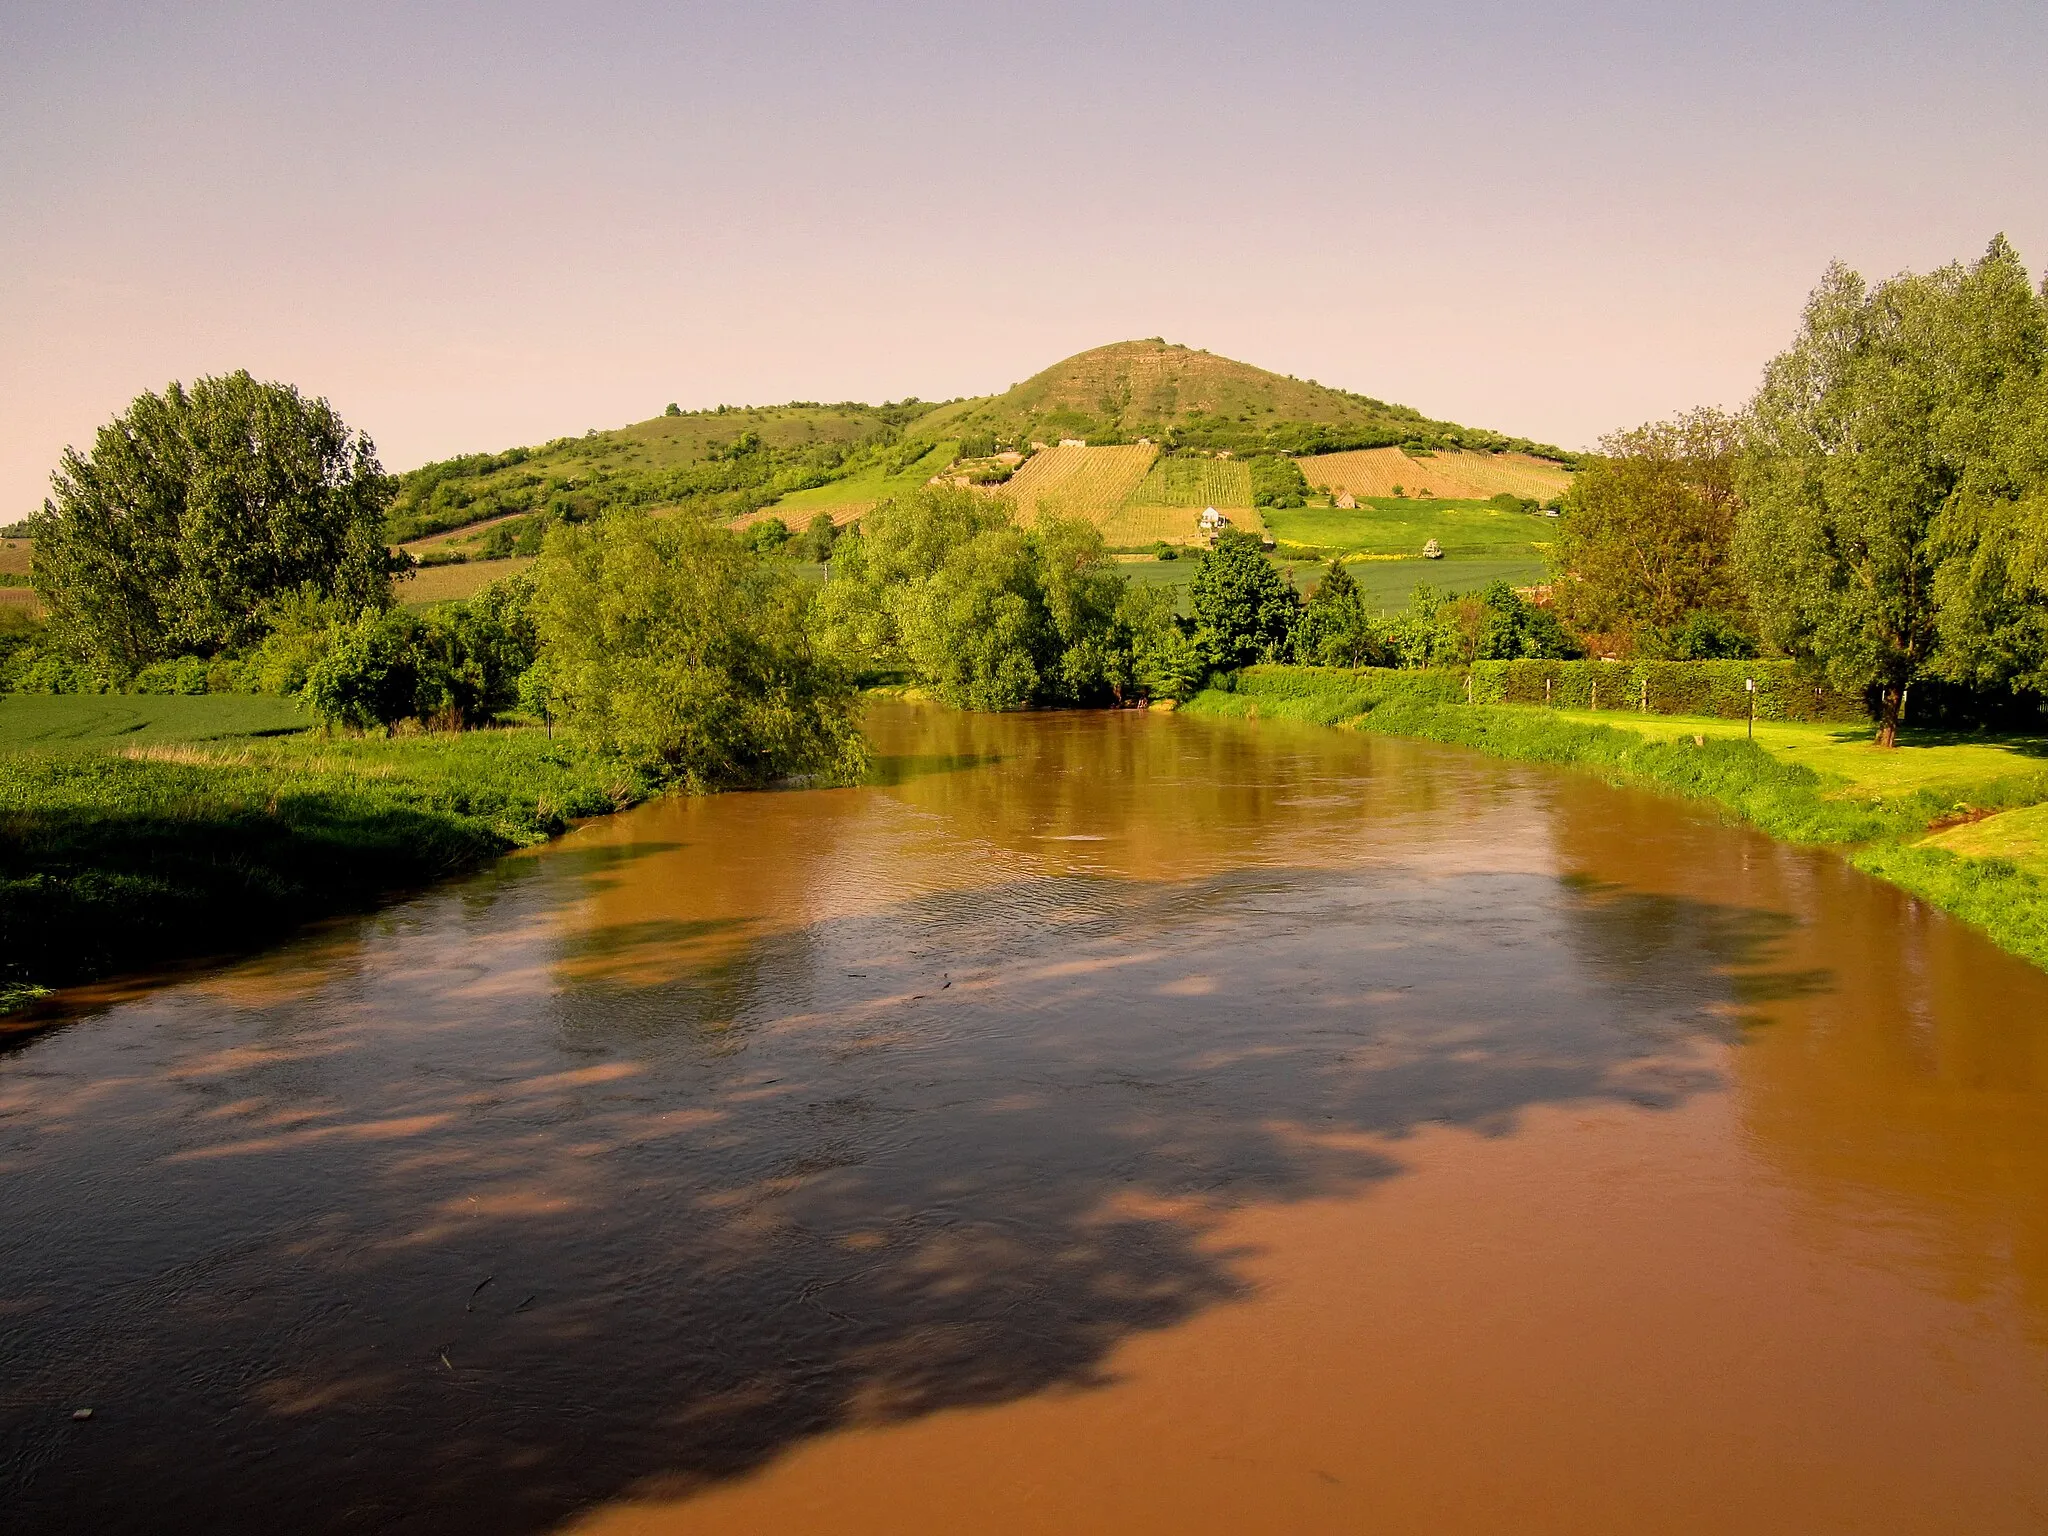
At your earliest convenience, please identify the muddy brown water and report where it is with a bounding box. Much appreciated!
[4,703,2048,1534]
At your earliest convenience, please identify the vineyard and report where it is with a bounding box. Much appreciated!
[1098,502,1266,547]
[1002,444,1159,526]
[1296,448,1572,502]
[1129,456,1254,507]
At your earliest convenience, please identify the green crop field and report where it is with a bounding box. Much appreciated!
[1263,497,1557,558]
[0,694,312,751]
[1130,456,1254,508]
[1342,557,1548,612]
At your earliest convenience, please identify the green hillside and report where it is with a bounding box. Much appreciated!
[941,340,1574,462]
[387,399,936,546]
[379,341,1574,569]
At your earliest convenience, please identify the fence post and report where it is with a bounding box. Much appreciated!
[1640,678,1648,713]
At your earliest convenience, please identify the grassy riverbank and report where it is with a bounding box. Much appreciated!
[1186,666,2048,971]
[1,712,653,1021]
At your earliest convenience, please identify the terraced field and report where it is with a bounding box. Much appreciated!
[1130,456,1253,507]
[1297,448,1572,502]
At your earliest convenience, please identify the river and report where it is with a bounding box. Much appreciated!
[4,702,2047,1533]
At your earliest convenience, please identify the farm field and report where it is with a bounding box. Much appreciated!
[1297,447,1573,502]
[1,538,29,578]
[1097,501,1266,547]
[1002,443,1159,525]
[1265,497,1555,558]
[1130,455,1254,507]
[1346,556,1547,611]
[0,693,311,750]
[398,555,534,605]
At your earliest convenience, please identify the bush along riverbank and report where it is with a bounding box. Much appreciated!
[1184,665,2048,972]
[0,728,655,1025]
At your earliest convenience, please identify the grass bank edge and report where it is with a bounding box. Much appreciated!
[1,728,660,1024]
[1184,665,2048,973]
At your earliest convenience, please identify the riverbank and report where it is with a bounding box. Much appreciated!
[1,715,653,1024]
[1185,666,2048,971]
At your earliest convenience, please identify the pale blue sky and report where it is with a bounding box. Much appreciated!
[4,0,2044,507]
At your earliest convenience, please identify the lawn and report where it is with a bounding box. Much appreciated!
[1924,801,2048,877]
[1543,708,2048,798]
[1263,497,1557,558]
[0,693,312,750]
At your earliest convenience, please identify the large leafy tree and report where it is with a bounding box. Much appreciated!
[534,511,866,787]
[31,371,394,668]
[1550,408,1745,653]
[1736,238,2048,745]
[1189,531,1300,668]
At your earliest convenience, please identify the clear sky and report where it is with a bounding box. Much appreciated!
[4,0,2044,510]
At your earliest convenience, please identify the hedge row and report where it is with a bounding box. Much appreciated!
[1470,658,1866,723]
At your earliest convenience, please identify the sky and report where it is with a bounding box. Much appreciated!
[3,0,2045,510]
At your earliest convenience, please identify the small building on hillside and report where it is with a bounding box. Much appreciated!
[1198,507,1231,532]
[1334,492,1357,509]
[1058,437,1087,448]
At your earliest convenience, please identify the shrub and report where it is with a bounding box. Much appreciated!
[1469,658,1864,721]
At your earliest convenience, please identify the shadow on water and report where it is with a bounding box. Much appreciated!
[0,840,1821,1534]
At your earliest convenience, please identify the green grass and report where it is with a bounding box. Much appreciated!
[1545,709,2048,799]
[0,694,313,750]
[1263,497,1555,558]
[1344,557,1547,613]
[1184,665,2048,973]
[1,728,655,1014]
[771,440,961,514]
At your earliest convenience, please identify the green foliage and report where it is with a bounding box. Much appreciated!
[1379,580,1578,668]
[821,487,1193,707]
[748,516,793,555]
[1549,408,1744,651]
[1738,237,2048,743]
[533,511,865,786]
[0,730,652,1000]
[1470,658,1863,720]
[664,402,682,417]
[31,371,394,670]
[1189,531,1301,668]
[957,433,998,459]
[1292,560,1386,667]
[1249,455,1311,509]
[289,573,537,731]
[795,511,840,562]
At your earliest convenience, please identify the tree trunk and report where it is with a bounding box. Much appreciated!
[1877,683,1902,749]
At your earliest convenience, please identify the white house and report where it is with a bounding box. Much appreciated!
[1198,507,1231,531]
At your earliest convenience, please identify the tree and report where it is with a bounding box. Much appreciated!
[1292,560,1385,666]
[1189,531,1300,668]
[748,516,793,556]
[533,511,866,786]
[31,371,393,669]
[1550,408,1745,653]
[1737,238,2048,745]
[819,487,1186,708]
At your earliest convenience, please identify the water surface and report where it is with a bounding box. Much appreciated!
[4,703,2047,1533]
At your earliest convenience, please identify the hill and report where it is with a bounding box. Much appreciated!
[935,340,1574,462]
[378,339,1576,572]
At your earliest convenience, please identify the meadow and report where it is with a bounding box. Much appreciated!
[761,438,961,527]
[1264,496,1556,558]
[1,718,653,1012]
[0,694,310,749]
